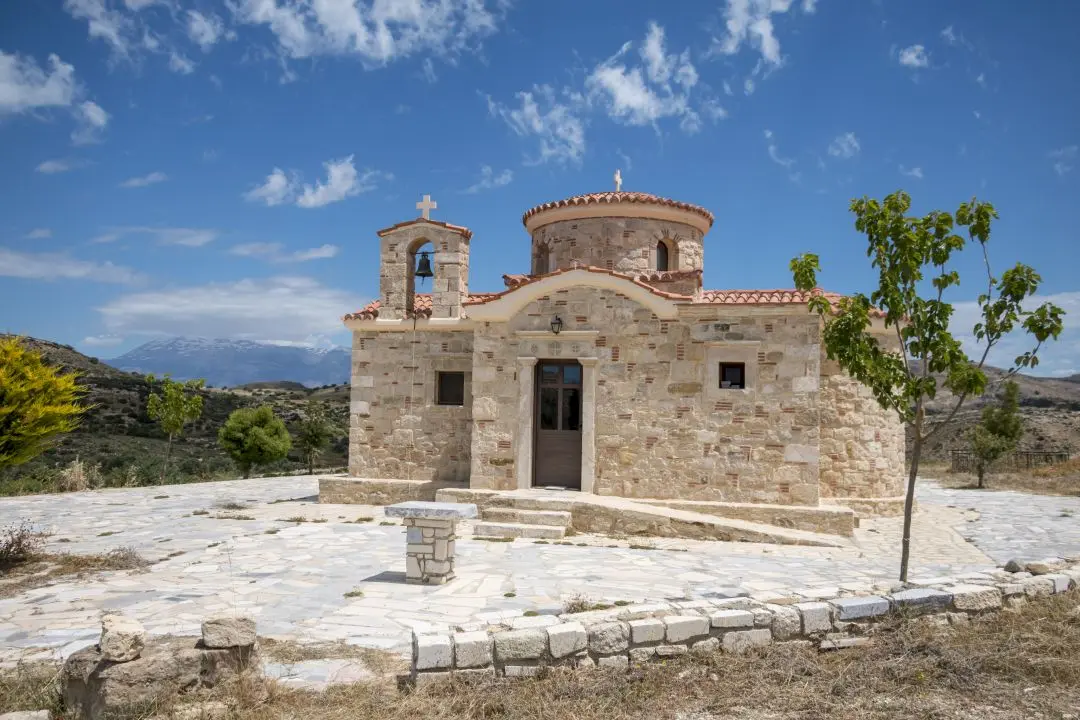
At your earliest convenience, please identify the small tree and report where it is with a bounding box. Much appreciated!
[218,405,291,478]
[968,380,1023,489]
[146,374,205,483]
[296,399,333,474]
[0,337,89,472]
[791,191,1064,581]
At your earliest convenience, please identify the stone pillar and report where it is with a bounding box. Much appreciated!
[580,357,598,494]
[376,220,472,321]
[384,501,477,585]
[515,357,537,490]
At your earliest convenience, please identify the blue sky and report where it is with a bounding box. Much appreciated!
[1,0,1077,374]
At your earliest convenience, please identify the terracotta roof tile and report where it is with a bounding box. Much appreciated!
[696,289,886,317]
[522,191,714,228]
[376,217,473,239]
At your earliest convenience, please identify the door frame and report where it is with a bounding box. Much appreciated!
[514,356,597,493]
[531,360,583,489]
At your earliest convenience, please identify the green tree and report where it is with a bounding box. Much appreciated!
[0,337,90,472]
[790,191,1064,581]
[968,380,1023,489]
[146,374,205,483]
[296,399,333,475]
[218,405,291,478]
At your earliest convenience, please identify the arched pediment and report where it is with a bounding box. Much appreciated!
[465,268,680,321]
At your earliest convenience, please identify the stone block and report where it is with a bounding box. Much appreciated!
[947,584,1002,612]
[752,608,775,627]
[100,615,145,662]
[414,634,453,671]
[547,622,587,659]
[511,615,561,630]
[998,583,1025,598]
[663,615,710,643]
[691,637,720,654]
[413,671,451,688]
[721,629,771,654]
[504,665,542,678]
[629,647,656,663]
[1025,558,1066,575]
[889,588,952,612]
[1041,574,1073,594]
[709,609,755,629]
[1021,577,1056,598]
[201,616,256,649]
[819,637,869,651]
[0,712,51,720]
[588,622,630,655]
[830,596,890,620]
[628,618,666,644]
[452,668,496,684]
[494,629,547,662]
[597,655,629,669]
[406,528,423,543]
[453,631,492,669]
[793,602,831,635]
[766,605,800,640]
[654,644,688,657]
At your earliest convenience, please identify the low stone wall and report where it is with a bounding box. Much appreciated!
[831,496,908,518]
[410,558,1080,684]
[319,477,466,505]
[637,499,856,536]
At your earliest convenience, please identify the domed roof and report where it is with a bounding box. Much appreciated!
[522,191,714,232]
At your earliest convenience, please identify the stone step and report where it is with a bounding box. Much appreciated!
[472,521,566,540]
[481,508,572,527]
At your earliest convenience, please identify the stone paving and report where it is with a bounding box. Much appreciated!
[1,476,1078,676]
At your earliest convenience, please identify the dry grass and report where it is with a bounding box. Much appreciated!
[938,460,1080,496]
[0,521,49,569]
[259,638,405,676]
[0,546,150,599]
[2,592,1079,718]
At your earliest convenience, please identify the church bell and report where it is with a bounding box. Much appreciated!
[414,251,434,280]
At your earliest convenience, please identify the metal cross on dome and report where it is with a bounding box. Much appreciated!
[416,194,437,220]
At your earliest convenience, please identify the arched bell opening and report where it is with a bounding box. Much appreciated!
[407,239,435,315]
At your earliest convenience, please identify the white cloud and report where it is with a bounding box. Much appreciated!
[940,25,957,45]
[899,165,924,179]
[1049,145,1077,176]
[711,0,816,68]
[119,171,167,188]
[898,44,929,68]
[227,0,505,75]
[24,228,52,239]
[92,226,218,247]
[244,168,295,206]
[0,51,78,114]
[187,10,225,51]
[82,334,125,347]
[827,132,860,159]
[244,156,387,208]
[951,290,1080,378]
[463,165,512,194]
[230,242,340,262]
[763,128,796,170]
[98,276,364,344]
[616,148,633,170]
[36,159,76,174]
[63,0,134,57]
[0,247,144,284]
[975,72,986,88]
[71,100,109,145]
[168,52,195,74]
[421,57,437,83]
[487,85,586,165]
[585,22,705,133]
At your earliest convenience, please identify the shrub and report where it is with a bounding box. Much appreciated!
[0,521,48,568]
[55,457,102,492]
[218,405,291,478]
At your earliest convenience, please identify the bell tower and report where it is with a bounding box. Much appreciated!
[376,195,472,320]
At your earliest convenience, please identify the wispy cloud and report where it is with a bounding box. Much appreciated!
[92,226,218,247]
[71,100,109,144]
[244,156,388,208]
[487,85,586,166]
[186,10,225,51]
[827,132,861,159]
[899,165,924,179]
[24,228,52,239]
[0,247,145,284]
[710,0,818,68]
[763,128,799,182]
[97,276,364,344]
[0,51,77,114]
[119,171,167,188]
[230,242,340,263]
[463,165,512,194]
[897,44,929,69]
[1049,145,1077,176]
[82,334,125,348]
[36,159,78,174]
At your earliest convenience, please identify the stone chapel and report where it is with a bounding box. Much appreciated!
[325,183,907,531]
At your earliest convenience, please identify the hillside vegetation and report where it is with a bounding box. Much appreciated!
[0,336,349,496]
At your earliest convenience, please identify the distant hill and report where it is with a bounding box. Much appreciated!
[0,335,349,493]
[109,337,350,388]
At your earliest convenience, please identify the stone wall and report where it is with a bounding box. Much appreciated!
[378,221,469,320]
[818,353,906,501]
[531,217,704,277]
[469,287,823,504]
[348,330,473,482]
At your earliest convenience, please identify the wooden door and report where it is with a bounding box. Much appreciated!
[533,361,583,489]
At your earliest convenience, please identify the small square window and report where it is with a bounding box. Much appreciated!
[719,363,745,389]
[436,372,465,406]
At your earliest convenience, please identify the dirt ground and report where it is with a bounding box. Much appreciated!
[3,591,1079,720]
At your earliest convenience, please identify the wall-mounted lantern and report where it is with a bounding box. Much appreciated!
[550,315,564,335]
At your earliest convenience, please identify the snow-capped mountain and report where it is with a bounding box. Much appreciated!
[110,337,350,388]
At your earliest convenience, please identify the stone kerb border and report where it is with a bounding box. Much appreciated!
[410,558,1080,685]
